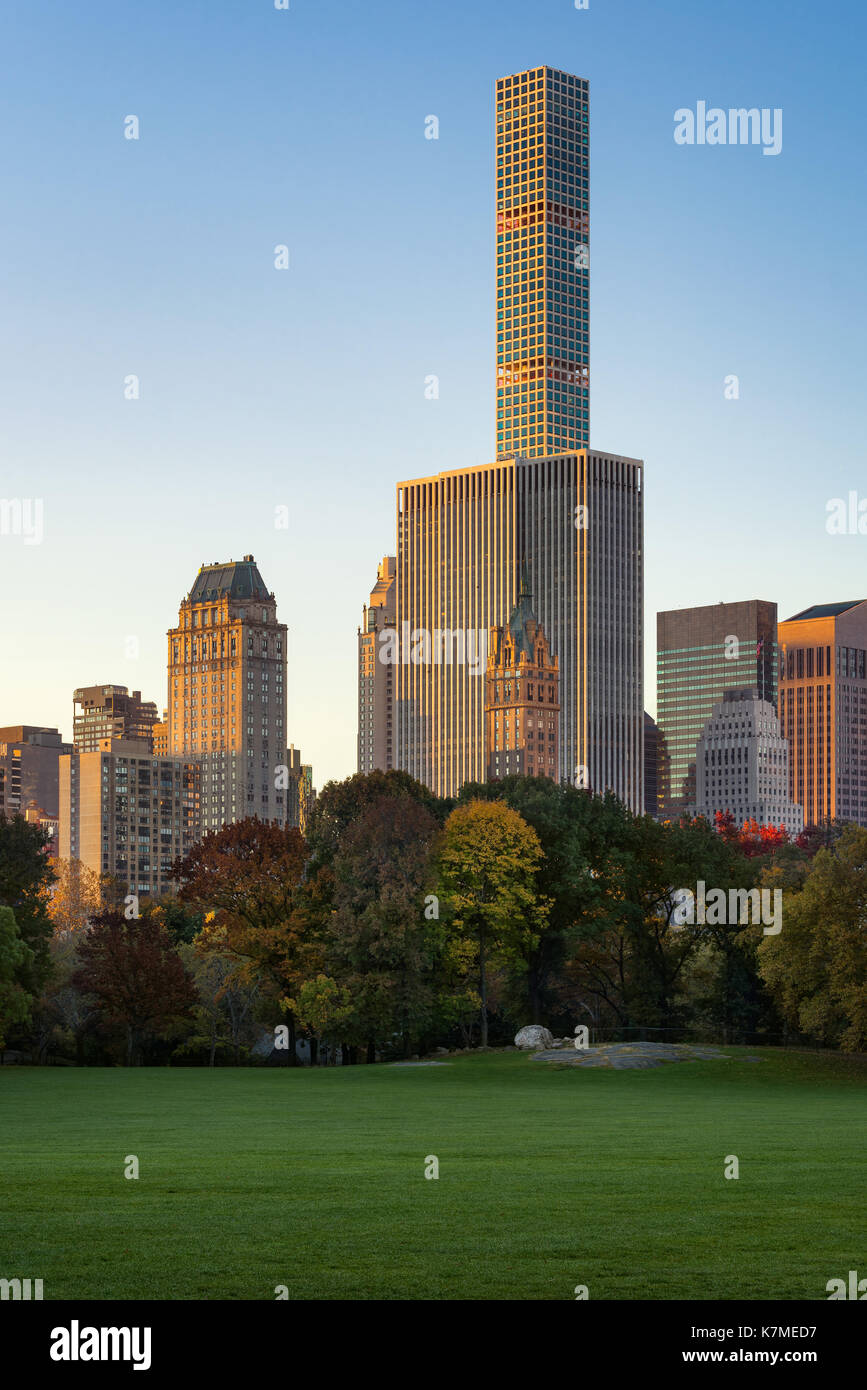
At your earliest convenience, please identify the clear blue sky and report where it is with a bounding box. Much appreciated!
[2,0,865,787]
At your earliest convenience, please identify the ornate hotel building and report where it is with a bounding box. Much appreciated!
[777,600,867,828]
[485,572,560,780]
[166,556,289,832]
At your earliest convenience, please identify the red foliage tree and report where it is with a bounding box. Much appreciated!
[73,912,197,1064]
[173,818,318,1062]
[713,811,788,858]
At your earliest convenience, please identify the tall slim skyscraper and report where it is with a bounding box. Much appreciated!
[496,66,590,461]
[395,69,641,806]
[357,557,396,774]
[396,450,643,806]
[166,556,288,832]
[656,601,778,819]
[778,600,867,828]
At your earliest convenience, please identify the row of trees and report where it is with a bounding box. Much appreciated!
[1,770,866,1064]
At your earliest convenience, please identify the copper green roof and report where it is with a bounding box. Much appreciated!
[189,556,271,603]
[508,564,538,660]
[786,601,865,622]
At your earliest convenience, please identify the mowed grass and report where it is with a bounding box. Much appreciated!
[1,1050,865,1300]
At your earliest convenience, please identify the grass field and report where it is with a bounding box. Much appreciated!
[1,1049,865,1300]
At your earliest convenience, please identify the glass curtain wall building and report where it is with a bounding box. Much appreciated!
[496,66,590,461]
[656,600,778,819]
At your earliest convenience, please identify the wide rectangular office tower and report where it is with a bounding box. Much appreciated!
[395,450,643,807]
[496,67,590,461]
[656,600,778,819]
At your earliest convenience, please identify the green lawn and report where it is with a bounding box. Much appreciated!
[1,1050,865,1300]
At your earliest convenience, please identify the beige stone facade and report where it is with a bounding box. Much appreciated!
[59,737,200,898]
[166,556,288,831]
[358,557,395,774]
[486,577,560,781]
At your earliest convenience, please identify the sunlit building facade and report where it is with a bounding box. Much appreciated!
[485,572,560,780]
[496,66,590,461]
[59,737,200,898]
[778,600,867,827]
[0,726,72,821]
[357,557,396,774]
[396,450,643,807]
[73,686,158,754]
[166,556,288,832]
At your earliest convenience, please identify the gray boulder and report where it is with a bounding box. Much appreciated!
[514,1024,555,1050]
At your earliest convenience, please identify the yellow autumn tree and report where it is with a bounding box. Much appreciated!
[47,858,108,938]
[437,799,547,1047]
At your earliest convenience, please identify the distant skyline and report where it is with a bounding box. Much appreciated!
[2,0,866,788]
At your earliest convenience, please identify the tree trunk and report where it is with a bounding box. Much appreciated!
[479,930,488,1048]
[528,957,542,1025]
[367,1038,376,1065]
[287,1011,300,1066]
[310,1035,318,1067]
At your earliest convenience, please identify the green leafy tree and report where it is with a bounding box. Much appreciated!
[176,941,259,1065]
[458,778,636,1025]
[564,813,750,1035]
[147,896,205,946]
[307,770,446,867]
[0,813,55,999]
[0,906,34,1051]
[759,825,867,1050]
[38,930,95,1064]
[294,975,354,1061]
[326,796,440,1059]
